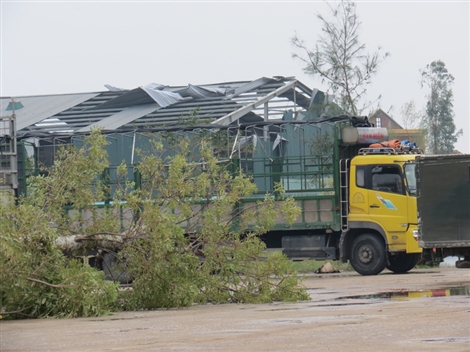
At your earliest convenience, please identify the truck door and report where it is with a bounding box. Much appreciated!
[367,165,408,233]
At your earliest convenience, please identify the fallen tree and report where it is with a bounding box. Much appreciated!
[1,129,308,319]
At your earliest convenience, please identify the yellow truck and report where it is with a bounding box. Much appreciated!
[228,116,425,276]
[338,148,422,275]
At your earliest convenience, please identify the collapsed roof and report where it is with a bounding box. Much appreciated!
[1,76,330,139]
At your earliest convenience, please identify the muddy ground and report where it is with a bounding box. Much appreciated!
[1,267,469,352]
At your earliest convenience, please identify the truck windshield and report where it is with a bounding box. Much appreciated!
[404,163,416,195]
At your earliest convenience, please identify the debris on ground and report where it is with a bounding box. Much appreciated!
[314,262,341,274]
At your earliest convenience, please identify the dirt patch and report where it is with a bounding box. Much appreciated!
[1,268,469,351]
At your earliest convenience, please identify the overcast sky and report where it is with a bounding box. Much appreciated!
[1,0,469,153]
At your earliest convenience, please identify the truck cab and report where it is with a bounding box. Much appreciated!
[340,148,422,275]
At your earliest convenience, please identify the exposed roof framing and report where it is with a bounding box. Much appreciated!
[0,76,319,139]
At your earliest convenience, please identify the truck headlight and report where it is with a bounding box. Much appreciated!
[412,229,419,241]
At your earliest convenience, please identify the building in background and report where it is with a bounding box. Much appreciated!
[369,109,425,151]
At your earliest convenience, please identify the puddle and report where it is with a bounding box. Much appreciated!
[338,285,470,301]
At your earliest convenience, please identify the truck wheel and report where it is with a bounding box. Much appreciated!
[386,253,421,274]
[350,233,386,275]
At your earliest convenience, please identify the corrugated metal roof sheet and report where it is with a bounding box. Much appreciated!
[186,84,233,99]
[78,104,159,132]
[2,76,320,138]
[141,83,185,107]
[0,93,100,131]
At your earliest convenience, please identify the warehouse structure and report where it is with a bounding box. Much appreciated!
[1,76,336,197]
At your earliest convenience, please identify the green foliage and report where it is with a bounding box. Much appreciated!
[292,0,389,115]
[1,130,118,319]
[116,134,308,309]
[2,128,308,318]
[420,60,462,154]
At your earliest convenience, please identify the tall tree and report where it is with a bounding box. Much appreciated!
[399,101,423,131]
[420,60,462,154]
[291,0,389,115]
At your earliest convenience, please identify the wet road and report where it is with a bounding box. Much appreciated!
[1,267,469,351]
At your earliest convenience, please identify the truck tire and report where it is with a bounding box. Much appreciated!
[350,233,386,275]
[386,252,421,274]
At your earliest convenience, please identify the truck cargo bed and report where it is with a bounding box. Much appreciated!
[417,154,470,248]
